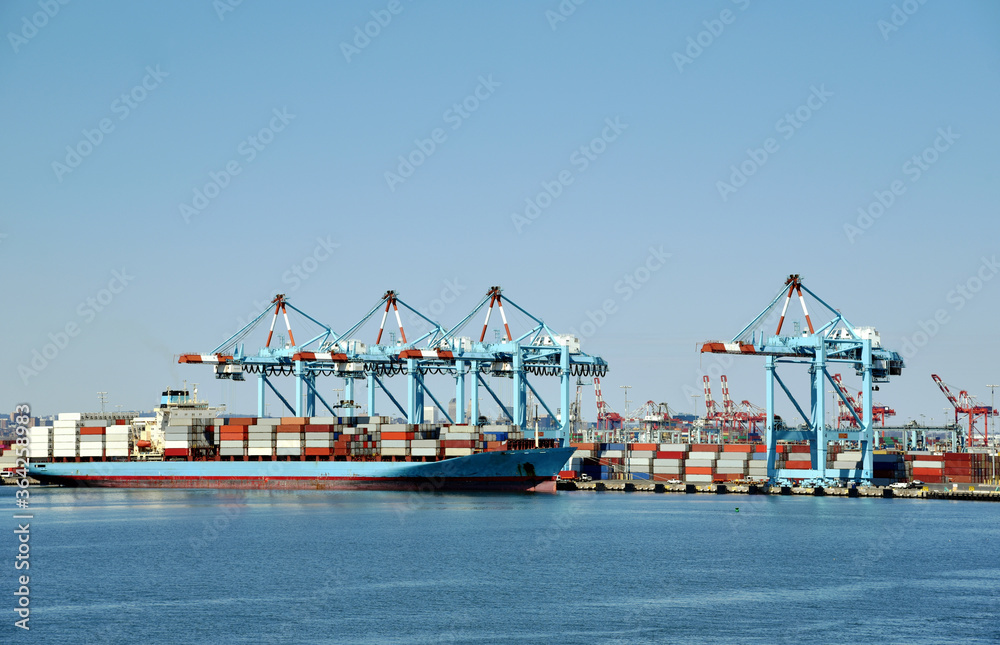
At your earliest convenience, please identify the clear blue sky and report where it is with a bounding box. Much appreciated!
[3,1,999,426]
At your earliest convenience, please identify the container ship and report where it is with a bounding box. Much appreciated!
[26,389,572,492]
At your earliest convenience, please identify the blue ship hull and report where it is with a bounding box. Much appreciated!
[28,447,575,492]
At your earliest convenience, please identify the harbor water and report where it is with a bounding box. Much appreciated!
[3,486,998,644]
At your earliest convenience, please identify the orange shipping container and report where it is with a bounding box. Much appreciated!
[381,432,414,441]
[228,417,256,425]
[723,444,753,453]
[276,425,302,433]
[687,466,713,475]
[304,447,331,456]
[630,443,657,451]
[280,417,308,425]
[784,460,813,469]
[80,427,105,435]
[690,444,720,452]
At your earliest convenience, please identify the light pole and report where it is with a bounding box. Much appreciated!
[97,391,108,415]
[987,384,998,447]
[620,385,631,444]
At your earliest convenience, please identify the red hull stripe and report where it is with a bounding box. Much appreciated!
[36,474,556,493]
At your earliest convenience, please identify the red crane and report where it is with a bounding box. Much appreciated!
[593,377,621,431]
[931,374,994,447]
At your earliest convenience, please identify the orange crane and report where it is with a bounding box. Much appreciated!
[932,374,995,447]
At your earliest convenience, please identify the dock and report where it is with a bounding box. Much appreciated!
[558,480,1000,501]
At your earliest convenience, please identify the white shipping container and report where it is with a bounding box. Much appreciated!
[684,460,716,468]
[716,459,749,469]
[56,412,84,421]
[444,447,474,457]
[601,450,624,458]
[164,440,191,450]
[652,466,683,474]
[304,440,332,448]
[411,440,439,449]
[276,447,301,456]
[411,447,439,457]
[659,443,689,451]
[247,440,272,449]
[684,474,714,483]
[79,448,103,457]
[572,450,593,459]
[380,447,408,456]
[626,458,652,467]
[308,416,337,425]
[105,448,130,457]
[653,459,684,467]
[440,432,476,441]
[381,440,408,449]
[248,447,273,456]
[629,450,656,459]
[276,439,301,448]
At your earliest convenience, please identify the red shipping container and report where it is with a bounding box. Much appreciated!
[228,417,256,425]
[305,447,331,456]
[164,448,189,457]
[221,424,248,432]
[382,432,414,441]
[784,460,813,469]
[690,444,720,452]
[441,440,475,448]
[115,419,128,425]
[304,424,332,433]
[755,445,768,453]
[912,467,945,477]
[789,445,810,453]
[687,466,713,475]
[276,425,302,433]
[914,453,944,461]
[558,470,577,479]
[656,451,686,459]
[80,427,105,435]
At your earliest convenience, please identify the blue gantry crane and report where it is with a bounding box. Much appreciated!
[700,274,904,485]
[179,288,608,445]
